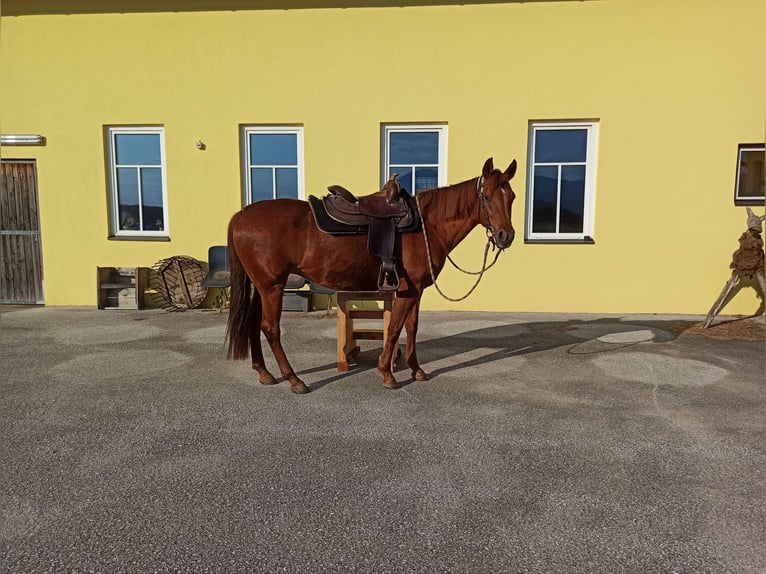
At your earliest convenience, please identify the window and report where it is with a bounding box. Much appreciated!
[526,121,598,242]
[382,124,447,193]
[734,143,765,206]
[242,126,304,204]
[107,127,168,237]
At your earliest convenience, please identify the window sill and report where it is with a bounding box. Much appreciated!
[524,236,595,245]
[108,235,171,242]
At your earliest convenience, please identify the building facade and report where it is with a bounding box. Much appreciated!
[1,0,764,314]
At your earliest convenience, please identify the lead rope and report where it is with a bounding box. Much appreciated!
[414,190,503,302]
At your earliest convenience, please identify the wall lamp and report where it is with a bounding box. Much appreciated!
[1,134,45,146]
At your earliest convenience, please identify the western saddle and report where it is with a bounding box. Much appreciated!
[309,173,420,291]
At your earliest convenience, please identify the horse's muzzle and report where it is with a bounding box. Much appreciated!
[494,228,514,249]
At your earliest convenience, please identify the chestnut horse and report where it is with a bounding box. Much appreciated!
[226,157,517,393]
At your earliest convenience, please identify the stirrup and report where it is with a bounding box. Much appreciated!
[378,267,399,291]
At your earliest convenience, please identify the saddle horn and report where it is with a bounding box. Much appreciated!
[385,173,401,205]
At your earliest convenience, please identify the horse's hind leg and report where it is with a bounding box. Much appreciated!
[260,285,310,394]
[249,286,279,385]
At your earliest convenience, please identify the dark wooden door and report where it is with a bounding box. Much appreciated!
[0,160,44,304]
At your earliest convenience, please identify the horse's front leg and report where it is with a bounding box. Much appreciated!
[378,296,414,389]
[260,286,310,394]
[403,296,428,381]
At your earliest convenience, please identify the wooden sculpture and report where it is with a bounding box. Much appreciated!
[703,207,766,328]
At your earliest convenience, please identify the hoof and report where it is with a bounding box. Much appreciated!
[413,369,429,381]
[260,374,279,386]
[383,379,401,390]
[290,381,311,394]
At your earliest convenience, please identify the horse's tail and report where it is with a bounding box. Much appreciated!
[225,214,259,360]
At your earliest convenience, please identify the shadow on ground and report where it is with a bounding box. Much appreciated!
[296,314,755,391]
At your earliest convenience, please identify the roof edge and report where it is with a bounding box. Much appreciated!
[2,0,593,17]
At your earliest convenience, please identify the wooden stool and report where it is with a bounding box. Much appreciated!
[336,291,398,371]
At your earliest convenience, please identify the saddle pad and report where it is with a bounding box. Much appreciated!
[308,196,368,235]
[309,195,421,236]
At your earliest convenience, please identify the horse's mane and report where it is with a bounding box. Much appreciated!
[416,177,479,223]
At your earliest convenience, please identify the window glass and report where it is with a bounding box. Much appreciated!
[414,166,439,192]
[532,166,557,233]
[560,165,586,233]
[108,129,167,236]
[250,168,274,203]
[243,127,303,203]
[114,134,162,165]
[116,166,140,231]
[141,168,163,206]
[535,129,587,163]
[116,167,139,206]
[384,126,446,194]
[140,168,164,231]
[249,133,298,165]
[526,122,597,241]
[390,132,439,164]
[275,168,298,199]
[734,145,766,205]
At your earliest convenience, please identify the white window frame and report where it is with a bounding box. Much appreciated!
[241,125,305,205]
[107,126,169,238]
[382,124,448,192]
[525,120,598,242]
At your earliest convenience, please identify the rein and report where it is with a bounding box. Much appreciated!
[414,177,503,302]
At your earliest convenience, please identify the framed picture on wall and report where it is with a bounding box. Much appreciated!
[734,143,765,206]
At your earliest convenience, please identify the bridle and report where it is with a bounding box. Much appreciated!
[476,175,498,247]
[415,174,505,302]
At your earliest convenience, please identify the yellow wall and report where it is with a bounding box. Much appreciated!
[1,0,765,313]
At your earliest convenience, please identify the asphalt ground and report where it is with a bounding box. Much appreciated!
[1,306,764,573]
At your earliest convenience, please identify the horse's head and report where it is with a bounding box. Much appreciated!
[478,157,517,249]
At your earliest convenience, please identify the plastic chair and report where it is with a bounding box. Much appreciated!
[285,273,307,291]
[281,274,309,312]
[310,283,336,313]
[202,245,231,310]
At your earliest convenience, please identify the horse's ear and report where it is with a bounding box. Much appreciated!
[505,159,518,180]
[482,157,494,177]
